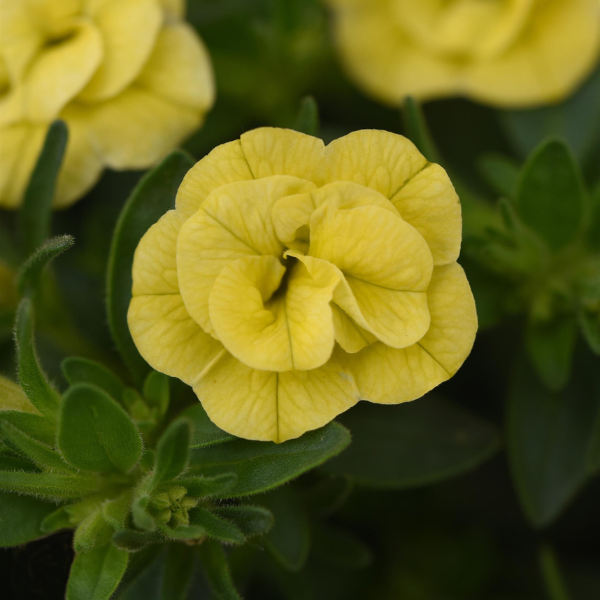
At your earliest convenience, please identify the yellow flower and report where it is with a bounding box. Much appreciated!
[128,128,477,442]
[325,0,600,107]
[0,0,214,209]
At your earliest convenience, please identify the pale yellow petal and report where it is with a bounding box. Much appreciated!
[194,351,359,442]
[309,204,433,348]
[78,0,163,102]
[272,181,398,248]
[175,141,254,219]
[331,304,377,354]
[240,128,326,184]
[0,375,40,414]
[135,22,215,111]
[466,0,600,106]
[177,177,315,334]
[54,105,104,208]
[347,262,477,404]
[0,124,46,209]
[24,21,103,121]
[209,255,338,372]
[390,163,461,266]
[325,130,428,198]
[161,0,185,19]
[84,87,200,170]
[128,210,223,384]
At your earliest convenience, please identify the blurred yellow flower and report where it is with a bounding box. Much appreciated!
[325,0,600,107]
[128,128,477,442]
[0,0,214,209]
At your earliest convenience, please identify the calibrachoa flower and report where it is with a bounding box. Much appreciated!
[0,0,214,209]
[128,128,477,442]
[325,0,600,107]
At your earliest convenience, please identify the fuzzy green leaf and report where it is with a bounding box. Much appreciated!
[517,139,586,250]
[143,371,170,420]
[0,492,57,547]
[176,473,237,498]
[181,404,234,449]
[189,422,350,498]
[58,383,142,473]
[508,350,600,527]
[0,420,75,473]
[198,540,242,600]
[153,418,192,485]
[322,398,500,488]
[62,357,127,403]
[106,151,194,386]
[161,544,195,600]
[17,235,75,297]
[66,544,129,600]
[73,508,114,553]
[0,471,98,500]
[14,299,61,421]
[0,411,55,445]
[294,96,319,137]
[189,506,246,545]
[19,120,68,255]
[212,505,274,538]
[257,486,310,571]
[112,529,161,552]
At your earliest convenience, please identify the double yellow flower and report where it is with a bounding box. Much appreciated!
[0,0,214,209]
[128,128,478,443]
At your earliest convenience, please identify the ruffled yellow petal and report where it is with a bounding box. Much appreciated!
[177,177,315,334]
[347,262,477,404]
[83,87,200,170]
[128,210,223,384]
[466,0,600,106]
[309,203,433,348]
[78,0,162,102]
[0,124,46,209]
[331,304,377,354]
[209,255,338,372]
[240,128,326,184]
[54,105,104,209]
[194,351,358,442]
[390,163,461,266]
[175,141,254,219]
[135,22,215,111]
[325,130,428,198]
[24,21,103,122]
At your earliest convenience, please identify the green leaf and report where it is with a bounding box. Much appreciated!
[181,404,234,449]
[258,486,310,572]
[132,492,156,532]
[143,371,170,420]
[153,418,192,485]
[159,523,206,540]
[516,139,586,250]
[62,357,127,403]
[539,545,572,600]
[525,316,578,391]
[402,96,441,163]
[102,491,132,529]
[189,505,246,544]
[508,351,600,527]
[112,529,161,552]
[478,154,520,199]
[501,65,600,162]
[312,524,373,570]
[322,398,500,488]
[58,383,143,473]
[0,374,39,414]
[0,411,56,445]
[106,151,194,386]
[189,422,350,497]
[212,505,274,538]
[176,473,237,498]
[14,298,61,421]
[303,476,354,517]
[588,408,600,475]
[66,544,129,600]
[0,471,98,500]
[0,492,57,547]
[0,420,75,473]
[73,508,114,553]
[578,306,600,355]
[19,120,68,255]
[198,540,242,600]
[294,96,319,137]
[161,544,195,600]
[17,235,75,297]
